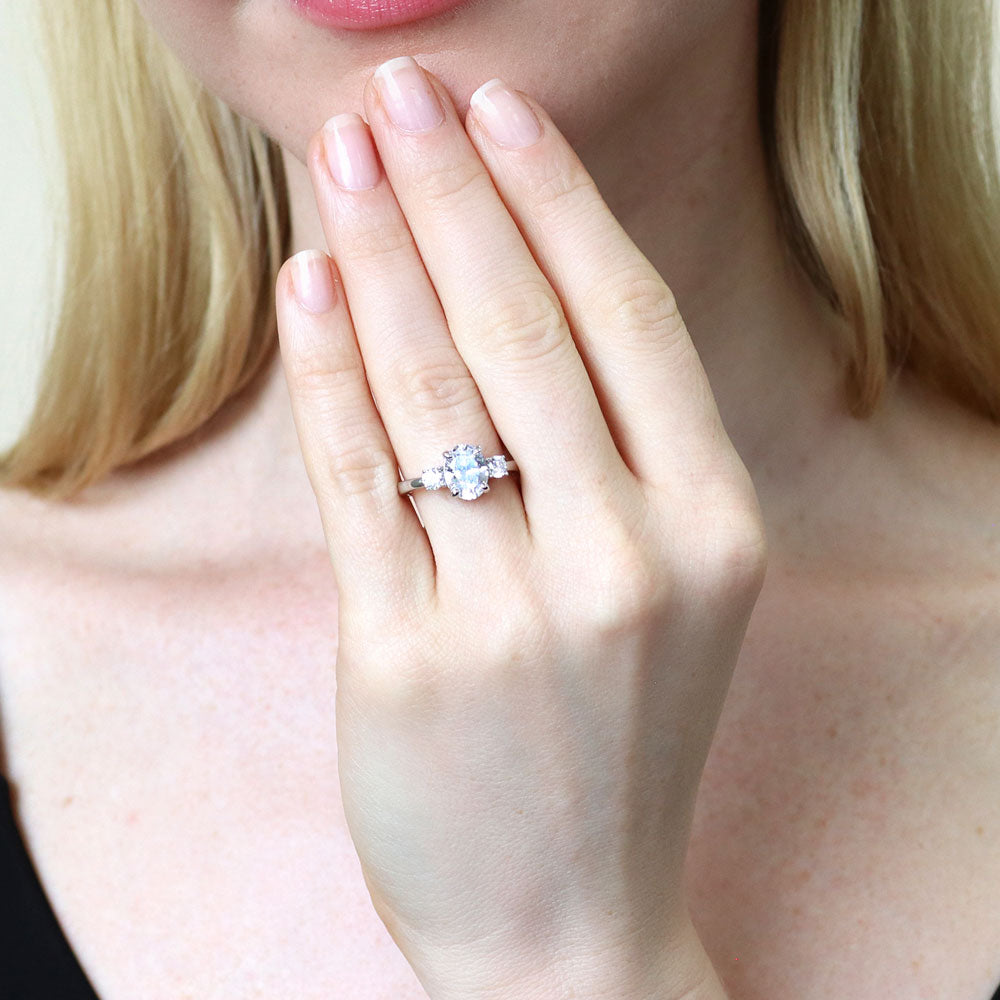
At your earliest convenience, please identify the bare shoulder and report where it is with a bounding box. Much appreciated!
[0,481,139,605]
[0,485,83,598]
[0,482,111,676]
[865,374,1000,638]
[0,483,87,771]
[689,377,1000,1000]
[876,373,1000,556]
[800,369,1000,679]
[774,369,1000,589]
[0,480,80,554]
[0,478,190,726]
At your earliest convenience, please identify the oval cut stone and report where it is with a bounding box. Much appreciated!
[443,444,490,500]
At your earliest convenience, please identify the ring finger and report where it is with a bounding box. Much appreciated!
[305,110,529,567]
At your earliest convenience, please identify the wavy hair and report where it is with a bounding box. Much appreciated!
[2,0,998,499]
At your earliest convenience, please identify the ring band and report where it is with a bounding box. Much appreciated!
[398,443,519,501]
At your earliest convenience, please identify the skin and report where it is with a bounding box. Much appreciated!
[128,0,848,518]
[272,55,773,998]
[1,1,1000,999]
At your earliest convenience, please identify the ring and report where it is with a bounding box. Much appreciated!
[397,443,519,501]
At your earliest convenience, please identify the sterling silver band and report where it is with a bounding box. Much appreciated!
[397,443,519,501]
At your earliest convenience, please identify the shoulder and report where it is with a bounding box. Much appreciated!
[0,481,119,581]
[0,484,73,588]
[776,368,1000,585]
[692,378,1000,999]
[0,485,96,679]
[866,373,1000,613]
[764,367,1000,699]
[0,482,165,694]
[0,467,246,583]
[701,379,1000,994]
[0,484,77,769]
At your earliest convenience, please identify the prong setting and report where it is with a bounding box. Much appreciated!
[405,444,516,499]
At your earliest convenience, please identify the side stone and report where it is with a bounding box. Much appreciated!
[421,466,445,490]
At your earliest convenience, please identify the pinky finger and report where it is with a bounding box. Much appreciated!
[276,249,435,622]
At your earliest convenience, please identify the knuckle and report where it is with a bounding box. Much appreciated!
[288,357,357,397]
[432,570,549,670]
[392,355,482,420]
[352,646,441,711]
[322,440,396,499]
[485,287,570,363]
[342,638,444,715]
[688,499,769,605]
[338,596,412,662]
[286,357,366,431]
[562,509,668,638]
[716,513,769,595]
[339,221,414,265]
[529,157,600,220]
[413,160,491,210]
[619,272,682,334]
[475,587,552,667]
[586,266,685,350]
[587,550,664,637]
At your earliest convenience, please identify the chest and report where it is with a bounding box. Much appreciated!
[1,562,998,1000]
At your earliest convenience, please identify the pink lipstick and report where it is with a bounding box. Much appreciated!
[289,0,472,31]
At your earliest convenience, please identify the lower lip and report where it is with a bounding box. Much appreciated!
[289,0,470,31]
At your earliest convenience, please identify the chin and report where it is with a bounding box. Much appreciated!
[132,0,719,161]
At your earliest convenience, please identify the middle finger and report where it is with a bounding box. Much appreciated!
[361,57,628,527]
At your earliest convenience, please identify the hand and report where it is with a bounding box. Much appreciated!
[275,56,765,1000]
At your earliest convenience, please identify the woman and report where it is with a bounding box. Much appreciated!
[1,0,998,997]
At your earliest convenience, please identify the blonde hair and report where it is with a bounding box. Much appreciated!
[0,0,290,498]
[2,0,998,499]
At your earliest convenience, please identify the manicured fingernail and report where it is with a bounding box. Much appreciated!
[321,113,381,191]
[469,79,542,149]
[373,56,445,133]
[291,250,337,314]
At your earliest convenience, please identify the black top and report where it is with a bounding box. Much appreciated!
[1,774,99,998]
[1,773,998,1000]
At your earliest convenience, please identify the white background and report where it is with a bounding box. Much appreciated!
[0,1,59,449]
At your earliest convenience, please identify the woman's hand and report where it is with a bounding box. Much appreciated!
[275,55,765,1000]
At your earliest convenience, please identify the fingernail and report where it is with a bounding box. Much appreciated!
[322,113,381,191]
[469,79,542,149]
[373,56,445,133]
[291,250,338,314]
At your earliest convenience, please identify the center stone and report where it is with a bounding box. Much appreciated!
[442,444,490,500]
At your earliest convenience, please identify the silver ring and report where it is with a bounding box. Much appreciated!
[397,443,519,501]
